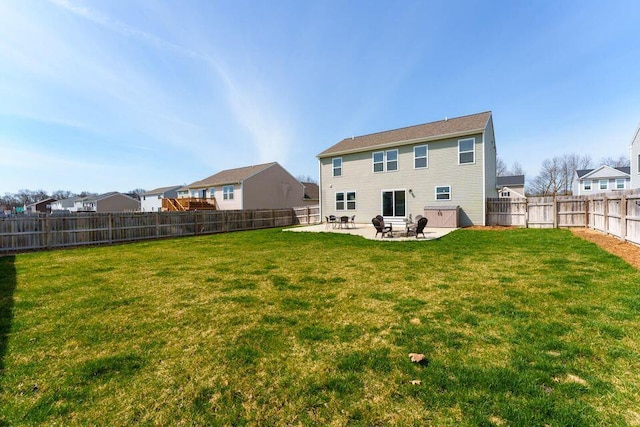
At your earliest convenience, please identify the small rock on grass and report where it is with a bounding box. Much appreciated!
[409,353,428,365]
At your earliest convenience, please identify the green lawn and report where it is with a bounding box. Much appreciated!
[1,228,639,426]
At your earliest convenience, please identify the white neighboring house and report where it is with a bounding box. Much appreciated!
[496,175,525,198]
[50,196,88,213]
[573,166,631,196]
[631,123,640,189]
[140,186,182,212]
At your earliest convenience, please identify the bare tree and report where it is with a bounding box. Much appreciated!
[529,154,592,196]
[51,190,74,200]
[598,155,630,168]
[496,157,508,176]
[296,175,317,184]
[511,162,524,176]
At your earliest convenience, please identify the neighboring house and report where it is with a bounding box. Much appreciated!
[50,196,87,213]
[301,182,320,206]
[184,162,307,210]
[78,192,140,212]
[25,198,57,214]
[496,175,525,198]
[317,111,498,227]
[573,166,631,196]
[140,186,182,212]
[631,123,640,189]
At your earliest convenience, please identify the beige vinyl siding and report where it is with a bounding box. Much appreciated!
[243,164,306,210]
[320,133,487,226]
[213,185,243,210]
[483,117,499,205]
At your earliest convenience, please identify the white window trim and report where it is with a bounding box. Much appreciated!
[386,149,399,172]
[335,191,344,211]
[616,179,626,189]
[583,180,592,191]
[435,185,452,201]
[381,189,407,218]
[332,157,342,177]
[223,185,234,200]
[345,191,357,211]
[372,151,384,173]
[599,179,608,190]
[458,138,475,165]
[414,145,428,169]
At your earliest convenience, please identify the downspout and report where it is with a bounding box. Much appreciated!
[318,157,323,222]
[482,131,486,226]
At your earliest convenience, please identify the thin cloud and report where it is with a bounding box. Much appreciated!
[47,0,293,165]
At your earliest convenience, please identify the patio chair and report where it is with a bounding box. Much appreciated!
[340,216,349,228]
[407,216,428,239]
[349,215,356,228]
[328,215,338,228]
[372,216,392,238]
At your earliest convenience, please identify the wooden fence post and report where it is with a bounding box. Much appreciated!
[585,198,590,228]
[155,212,160,238]
[108,213,113,244]
[553,196,558,229]
[621,195,627,242]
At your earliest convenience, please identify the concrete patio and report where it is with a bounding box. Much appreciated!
[284,223,457,241]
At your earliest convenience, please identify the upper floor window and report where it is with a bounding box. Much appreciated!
[373,150,398,172]
[616,179,626,190]
[373,151,384,172]
[223,185,234,200]
[458,138,475,164]
[332,158,342,177]
[386,149,398,171]
[414,145,428,169]
[583,180,592,191]
[599,180,608,190]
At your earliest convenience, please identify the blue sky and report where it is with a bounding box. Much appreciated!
[1,0,639,194]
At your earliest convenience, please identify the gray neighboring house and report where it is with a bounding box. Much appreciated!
[183,162,308,210]
[140,186,182,212]
[631,123,640,189]
[317,111,498,227]
[496,175,525,198]
[573,166,631,196]
[79,192,140,212]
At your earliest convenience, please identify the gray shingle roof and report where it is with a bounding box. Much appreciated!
[577,166,630,178]
[318,111,492,157]
[142,186,182,196]
[496,175,525,187]
[188,162,278,188]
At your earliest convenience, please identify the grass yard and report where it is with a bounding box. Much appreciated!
[1,228,640,426]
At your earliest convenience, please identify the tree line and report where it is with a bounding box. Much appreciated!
[0,189,146,210]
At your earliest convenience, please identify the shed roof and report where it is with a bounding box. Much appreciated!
[318,111,492,157]
[188,162,278,188]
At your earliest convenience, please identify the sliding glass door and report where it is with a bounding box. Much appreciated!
[382,190,406,217]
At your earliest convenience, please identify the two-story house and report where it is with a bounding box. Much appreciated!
[631,123,640,190]
[317,111,497,227]
[573,166,631,196]
[182,162,308,210]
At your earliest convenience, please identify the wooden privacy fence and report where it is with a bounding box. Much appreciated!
[487,194,640,245]
[0,206,321,253]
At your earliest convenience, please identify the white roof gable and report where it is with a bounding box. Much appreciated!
[581,165,630,180]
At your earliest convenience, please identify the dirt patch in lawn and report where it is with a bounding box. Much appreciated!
[570,228,640,269]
